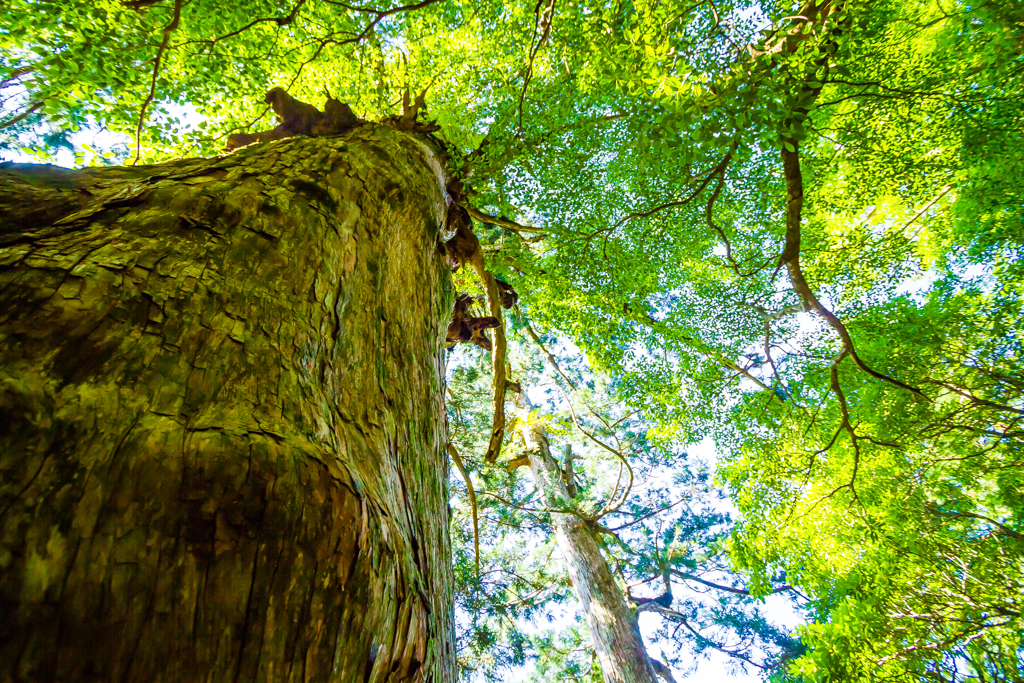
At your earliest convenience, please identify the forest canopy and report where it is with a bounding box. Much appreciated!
[2,0,1022,681]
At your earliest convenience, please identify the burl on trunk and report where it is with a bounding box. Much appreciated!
[0,126,456,683]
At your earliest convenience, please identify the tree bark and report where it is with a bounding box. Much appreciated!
[0,126,456,683]
[514,397,660,683]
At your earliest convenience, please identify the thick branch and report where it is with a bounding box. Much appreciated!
[779,143,924,398]
[463,204,545,234]
[469,249,509,464]
[771,4,926,399]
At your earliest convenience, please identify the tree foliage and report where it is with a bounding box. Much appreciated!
[3,0,1022,680]
[446,333,800,681]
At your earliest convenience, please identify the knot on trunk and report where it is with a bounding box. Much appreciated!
[224,85,447,151]
[446,293,497,351]
[225,88,368,150]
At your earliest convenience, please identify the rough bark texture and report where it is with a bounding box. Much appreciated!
[0,126,456,683]
[515,399,659,683]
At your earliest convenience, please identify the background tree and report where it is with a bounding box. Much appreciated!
[445,331,800,682]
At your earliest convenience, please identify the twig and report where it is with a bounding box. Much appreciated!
[668,568,794,596]
[477,489,580,516]
[554,384,634,518]
[525,323,577,389]
[899,185,953,233]
[606,497,690,532]
[0,65,35,90]
[927,508,1024,542]
[133,0,184,164]
[823,356,864,506]
[178,0,307,47]
[517,0,557,132]
[0,100,44,131]
[603,153,732,234]
[639,603,772,670]
[632,310,782,398]
[448,443,480,577]
[279,0,444,93]
[923,380,1024,416]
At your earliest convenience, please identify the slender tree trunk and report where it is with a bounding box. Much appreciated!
[515,397,660,683]
[0,126,456,683]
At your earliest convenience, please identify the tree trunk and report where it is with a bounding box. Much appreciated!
[0,126,456,683]
[515,398,660,683]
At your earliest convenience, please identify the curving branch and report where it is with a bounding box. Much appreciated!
[925,506,1024,543]
[476,489,581,517]
[638,602,773,670]
[517,0,558,132]
[463,204,546,234]
[602,152,732,235]
[922,380,1024,416]
[245,0,444,97]
[770,2,926,399]
[631,310,780,398]
[133,0,184,164]
[0,100,44,131]
[668,568,795,596]
[815,355,868,507]
[554,384,634,519]
[606,497,690,532]
[524,323,578,389]
[448,442,481,577]
[176,0,308,47]
[779,142,924,398]
[0,66,35,91]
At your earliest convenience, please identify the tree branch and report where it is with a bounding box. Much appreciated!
[469,247,510,464]
[524,323,577,389]
[778,127,925,399]
[0,100,44,131]
[606,497,690,532]
[184,0,307,47]
[605,153,732,234]
[448,442,481,577]
[133,0,184,164]
[463,204,546,234]
[926,507,1024,543]
[517,0,557,132]
[668,568,794,596]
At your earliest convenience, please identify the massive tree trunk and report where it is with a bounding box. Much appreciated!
[0,126,456,683]
[514,397,661,683]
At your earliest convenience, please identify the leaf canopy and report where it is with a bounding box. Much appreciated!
[3,0,1023,680]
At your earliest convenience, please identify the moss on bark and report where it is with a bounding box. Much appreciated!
[0,126,455,683]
